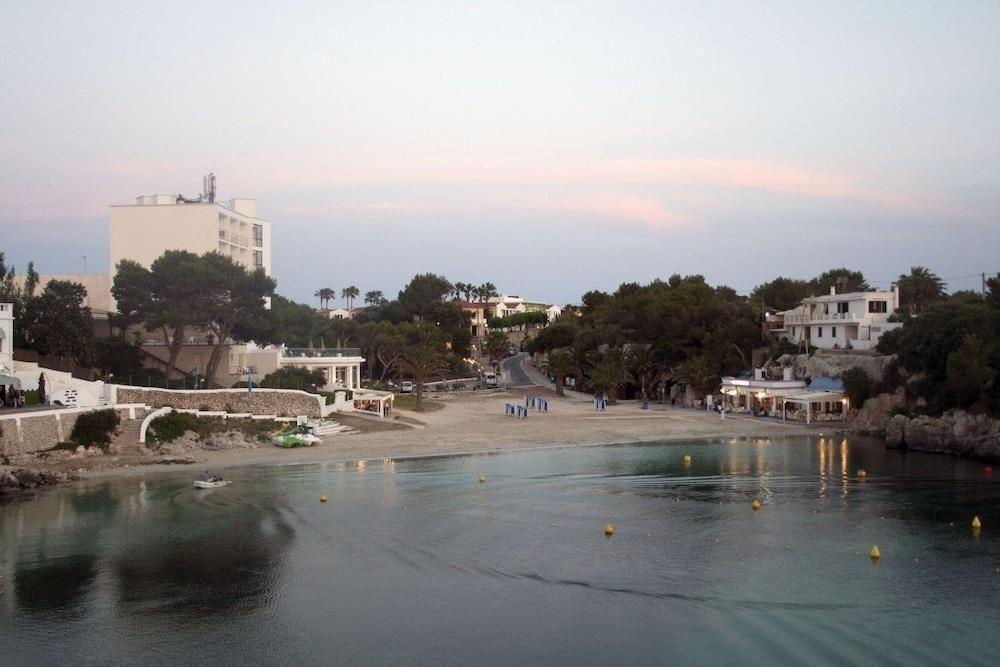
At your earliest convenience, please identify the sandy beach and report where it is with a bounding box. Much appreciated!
[75,388,821,481]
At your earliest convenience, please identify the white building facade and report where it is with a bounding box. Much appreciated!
[0,303,13,374]
[778,287,902,351]
[242,346,365,392]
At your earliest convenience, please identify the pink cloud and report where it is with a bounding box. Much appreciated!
[525,193,692,229]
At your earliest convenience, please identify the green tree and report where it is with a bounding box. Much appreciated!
[897,266,945,314]
[398,324,447,410]
[811,268,868,295]
[22,280,93,359]
[364,290,385,307]
[985,273,1000,309]
[540,348,576,396]
[110,259,152,340]
[842,366,873,410]
[258,366,327,390]
[750,276,813,313]
[945,335,996,409]
[200,253,276,385]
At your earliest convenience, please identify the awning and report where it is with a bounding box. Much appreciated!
[782,390,844,404]
[0,374,21,389]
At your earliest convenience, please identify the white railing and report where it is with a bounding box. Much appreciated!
[783,312,862,325]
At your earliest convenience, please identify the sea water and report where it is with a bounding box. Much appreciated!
[2,436,999,665]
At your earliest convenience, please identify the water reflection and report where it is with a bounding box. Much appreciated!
[2,437,998,665]
[112,507,294,618]
[15,554,98,616]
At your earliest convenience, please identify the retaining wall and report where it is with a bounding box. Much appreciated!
[0,405,146,458]
[112,386,324,419]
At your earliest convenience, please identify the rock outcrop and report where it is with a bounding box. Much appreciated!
[777,352,894,383]
[0,466,73,493]
[883,411,1000,461]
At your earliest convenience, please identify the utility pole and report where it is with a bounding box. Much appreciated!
[81,255,87,274]
[984,272,988,296]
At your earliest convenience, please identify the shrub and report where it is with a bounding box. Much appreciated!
[842,367,872,409]
[70,409,120,447]
[147,411,199,444]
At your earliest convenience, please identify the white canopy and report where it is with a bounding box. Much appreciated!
[782,391,844,404]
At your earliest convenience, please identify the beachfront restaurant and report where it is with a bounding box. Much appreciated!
[778,377,848,424]
[720,372,806,418]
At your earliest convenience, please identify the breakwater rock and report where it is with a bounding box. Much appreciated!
[0,466,75,493]
[884,411,1000,462]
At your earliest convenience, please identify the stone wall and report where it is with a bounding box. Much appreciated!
[114,387,323,418]
[0,406,145,458]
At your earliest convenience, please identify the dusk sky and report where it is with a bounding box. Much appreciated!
[2,1,998,305]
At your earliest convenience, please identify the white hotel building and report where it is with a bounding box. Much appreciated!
[111,194,272,278]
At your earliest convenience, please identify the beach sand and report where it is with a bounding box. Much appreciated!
[79,389,821,480]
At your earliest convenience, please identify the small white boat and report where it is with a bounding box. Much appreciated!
[193,479,230,489]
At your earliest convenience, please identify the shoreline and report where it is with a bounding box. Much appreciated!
[71,390,819,483]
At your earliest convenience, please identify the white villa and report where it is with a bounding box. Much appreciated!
[771,286,902,351]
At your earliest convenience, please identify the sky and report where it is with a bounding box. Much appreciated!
[1,0,998,306]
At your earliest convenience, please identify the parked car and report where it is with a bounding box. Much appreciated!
[400,381,414,393]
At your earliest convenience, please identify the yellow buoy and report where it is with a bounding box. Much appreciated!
[604,523,615,536]
[972,516,982,529]
[857,469,867,477]
[320,494,328,503]
[478,475,487,483]
[751,499,762,511]
[870,545,881,560]
[683,454,692,465]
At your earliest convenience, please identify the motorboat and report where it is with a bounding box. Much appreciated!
[193,479,230,489]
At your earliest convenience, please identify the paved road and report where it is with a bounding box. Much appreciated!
[500,353,534,387]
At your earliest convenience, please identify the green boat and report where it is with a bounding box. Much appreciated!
[272,425,320,448]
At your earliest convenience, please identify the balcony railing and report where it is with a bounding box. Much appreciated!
[282,348,361,358]
[783,312,863,325]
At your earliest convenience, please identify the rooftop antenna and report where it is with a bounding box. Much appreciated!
[203,173,216,203]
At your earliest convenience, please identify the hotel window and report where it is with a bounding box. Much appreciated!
[252,250,263,269]
[868,300,887,313]
[837,302,849,314]
[817,327,823,338]
[253,224,263,247]
[832,327,837,337]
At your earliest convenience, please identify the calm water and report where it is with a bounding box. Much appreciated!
[2,436,999,665]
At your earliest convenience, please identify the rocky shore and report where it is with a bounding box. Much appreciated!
[850,388,1000,462]
[0,465,78,494]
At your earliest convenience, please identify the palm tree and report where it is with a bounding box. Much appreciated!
[477,282,498,303]
[452,282,467,301]
[589,346,630,404]
[364,290,385,307]
[540,348,575,396]
[675,355,720,398]
[462,284,475,301]
[627,343,661,400]
[485,330,510,364]
[314,288,335,309]
[342,286,360,310]
[897,266,945,313]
